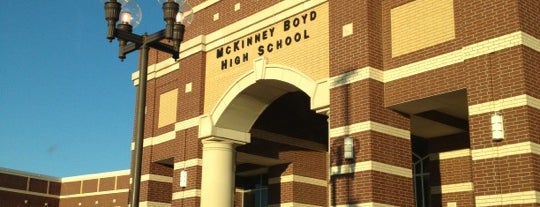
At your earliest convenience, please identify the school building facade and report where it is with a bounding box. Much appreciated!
[2,0,539,206]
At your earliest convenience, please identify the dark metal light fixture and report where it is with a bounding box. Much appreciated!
[104,0,121,41]
[102,0,193,207]
[162,0,180,39]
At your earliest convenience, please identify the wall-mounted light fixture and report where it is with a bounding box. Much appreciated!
[344,137,354,159]
[491,111,504,141]
[180,170,188,188]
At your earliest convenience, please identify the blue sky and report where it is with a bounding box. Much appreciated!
[0,1,167,177]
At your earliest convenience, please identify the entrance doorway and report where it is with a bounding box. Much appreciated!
[236,91,329,206]
[390,90,471,206]
[201,64,330,206]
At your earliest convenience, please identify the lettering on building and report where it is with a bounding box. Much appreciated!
[216,10,317,70]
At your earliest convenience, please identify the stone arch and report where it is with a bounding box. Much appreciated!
[199,58,329,140]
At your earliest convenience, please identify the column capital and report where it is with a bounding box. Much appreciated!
[200,135,249,146]
[199,115,251,144]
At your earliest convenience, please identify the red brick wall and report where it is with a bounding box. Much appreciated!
[28,178,48,194]
[518,0,540,38]
[459,0,520,46]
[49,181,61,196]
[238,136,328,206]
[132,0,540,206]
[59,174,130,207]
[0,170,130,207]
[171,197,200,207]
[329,0,383,76]
[0,172,27,190]
[0,191,59,207]
[382,0,539,206]
[0,172,60,207]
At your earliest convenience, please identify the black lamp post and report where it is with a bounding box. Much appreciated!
[103,1,192,206]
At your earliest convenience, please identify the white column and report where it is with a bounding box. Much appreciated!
[200,140,237,207]
[198,117,250,207]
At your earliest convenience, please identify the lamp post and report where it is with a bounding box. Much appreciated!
[102,1,192,207]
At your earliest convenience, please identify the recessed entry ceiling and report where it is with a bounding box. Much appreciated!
[236,152,288,177]
[389,90,469,138]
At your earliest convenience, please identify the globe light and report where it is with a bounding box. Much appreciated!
[120,0,142,27]
[100,0,129,3]
[120,11,133,24]
[157,0,185,4]
[176,1,193,25]
[176,12,183,23]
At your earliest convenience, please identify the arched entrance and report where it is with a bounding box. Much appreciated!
[198,62,329,207]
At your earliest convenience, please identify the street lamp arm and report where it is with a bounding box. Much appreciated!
[119,42,140,60]
[116,29,144,45]
[116,29,179,60]
[145,29,167,44]
[147,42,179,59]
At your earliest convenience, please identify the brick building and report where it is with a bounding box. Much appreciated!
[0,168,130,207]
[2,0,539,206]
[129,0,540,206]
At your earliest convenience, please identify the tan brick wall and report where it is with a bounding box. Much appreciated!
[158,89,178,128]
[81,179,98,194]
[391,0,456,57]
[204,2,330,114]
[98,177,115,192]
[60,181,81,195]
[116,175,131,190]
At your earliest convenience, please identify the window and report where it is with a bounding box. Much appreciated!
[241,175,268,207]
[413,152,430,207]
